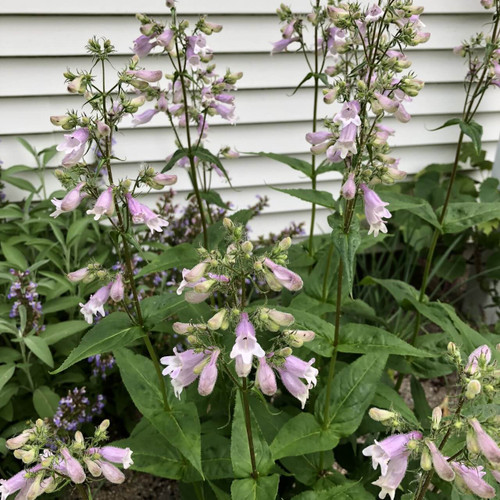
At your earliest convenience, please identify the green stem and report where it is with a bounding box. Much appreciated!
[308,0,321,255]
[241,378,258,479]
[321,243,335,303]
[175,40,209,249]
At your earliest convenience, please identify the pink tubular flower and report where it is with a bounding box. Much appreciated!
[89,446,133,469]
[374,92,399,113]
[372,454,409,500]
[152,173,177,186]
[363,431,423,476]
[67,267,89,282]
[60,448,86,483]
[470,419,500,465]
[394,102,411,123]
[361,183,392,237]
[263,258,303,292]
[126,193,169,233]
[426,441,455,481]
[271,36,300,54]
[97,460,125,484]
[50,182,86,218]
[157,29,174,49]
[57,128,90,167]
[0,470,29,499]
[306,131,333,145]
[110,274,124,302]
[278,368,310,409]
[334,101,361,127]
[132,108,159,126]
[365,4,383,23]
[256,356,277,396]
[341,173,356,200]
[230,313,265,372]
[79,284,111,324]
[282,356,318,387]
[451,462,495,498]
[465,345,491,374]
[331,122,358,159]
[133,35,156,58]
[126,69,162,82]
[198,349,220,396]
[87,186,114,221]
[161,347,207,398]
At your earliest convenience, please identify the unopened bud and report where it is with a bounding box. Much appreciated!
[173,322,193,335]
[207,309,227,330]
[368,407,396,422]
[275,347,292,357]
[420,448,432,471]
[447,342,459,357]
[99,419,110,432]
[241,241,253,254]
[432,407,442,430]
[223,218,234,230]
[465,380,482,399]
[467,429,481,455]
[278,237,292,251]
[194,279,215,294]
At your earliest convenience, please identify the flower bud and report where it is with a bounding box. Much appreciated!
[173,322,193,335]
[420,448,432,471]
[432,407,442,430]
[67,75,86,94]
[74,431,85,447]
[109,274,125,302]
[467,429,481,455]
[262,268,283,291]
[447,342,460,358]
[99,419,110,432]
[341,173,356,200]
[223,217,234,230]
[50,115,72,129]
[368,407,396,422]
[278,237,292,251]
[465,380,482,399]
[194,279,215,294]
[184,262,209,283]
[6,430,32,450]
[14,448,36,464]
[426,441,455,482]
[84,457,102,477]
[207,310,227,330]
[265,308,295,327]
[241,241,254,254]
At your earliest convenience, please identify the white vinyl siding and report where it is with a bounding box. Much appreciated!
[1,0,499,236]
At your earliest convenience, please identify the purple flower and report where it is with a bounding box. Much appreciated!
[365,4,383,23]
[97,460,125,484]
[161,347,207,398]
[465,345,491,374]
[333,101,361,127]
[198,349,220,396]
[277,355,318,408]
[109,274,124,302]
[371,454,409,500]
[0,470,29,499]
[67,267,89,282]
[89,446,133,469]
[470,419,500,466]
[60,448,86,483]
[263,258,303,292]
[87,186,114,221]
[126,193,169,233]
[79,284,111,324]
[341,173,356,200]
[306,131,333,145]
[271,37,300,54]
[152,173,177,186]
[361,183,392,237]
[57,128,90,167]
[363,431,423,476]
[133,35,156,58]
[157,29,174,49]
[126,69,162,82]
[426,440,455,481]
[451,462,496,498]
[256,356,277,396]
[330,122,358,159]
[374,92,399,113]
[50,182,86,218]
[132,108,159,127]
[230,313,265,376]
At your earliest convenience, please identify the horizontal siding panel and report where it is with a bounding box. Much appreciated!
[1,114,498,167]
[0,15,489,57]
[2,84,499,136]
[0,51,477,98]
[1,0,487,15]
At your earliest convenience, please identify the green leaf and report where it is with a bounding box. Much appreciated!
[270,413,339,460]
[52,313,139,373]
[293,482,372,499]
[0,384,19,409]
[329,214,361,294]
[256,152,312,178]
[460,120,483,154]
[2,175,37,193]
[273,187,336,209]
[0,205,24,219]
[113,418,184,480]
[0,347,22,363]
[1,242,28,270]
[372,383,419,427]
[17,137,37,157]
[33,386,60,418]
[338,324,432,357]
[317,354,388,433]
[114,348,203,477]
[291,71,314,96]
[40,320,89,346]
[24,336,54,367]
[42,297,82,315]
[410,376,432,429]
[430,117,461,131]
[442,202,500,233]
[197,190,228,209]
[231,475,280,500]
[377,191,441,229]
[136,243,199,278]
[0,365,16,393]
[231,394,274,477]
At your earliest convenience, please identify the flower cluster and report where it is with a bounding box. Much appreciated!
[88,354,115,379]
[7,269,43,333]
[276,2,428,237]
[364,343,500,499]
[161,220,318,408]
[1,419,132,499]
[52,387,105,432]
